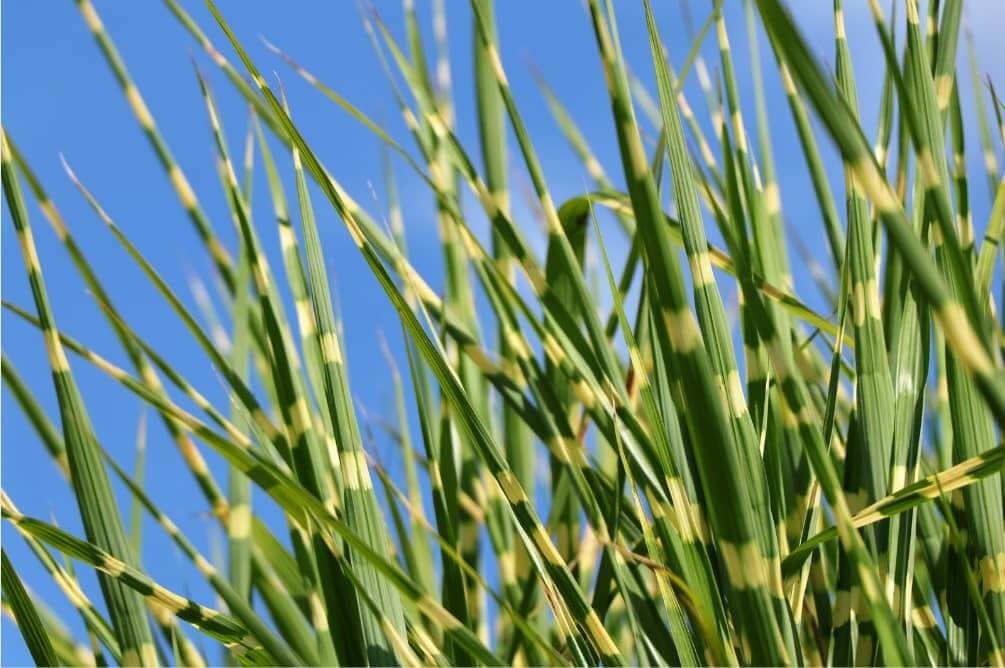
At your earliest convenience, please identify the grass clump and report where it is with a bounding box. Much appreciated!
[3,0,1005,665]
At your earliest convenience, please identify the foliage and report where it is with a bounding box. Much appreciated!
[3,0,1005,665]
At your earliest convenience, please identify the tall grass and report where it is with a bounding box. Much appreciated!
[3,0,1005,665]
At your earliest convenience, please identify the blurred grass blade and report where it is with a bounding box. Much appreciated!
[2,550,60,667]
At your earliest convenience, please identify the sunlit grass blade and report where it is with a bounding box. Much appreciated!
[755,0,1005,450]
[2,594,100,667]
[2,129,158,666]
[4,297,503,666]
[196,69,352,666]
[261,39,429,187]
[205,3,625,662]
[5,134,232,522]
[833,0,895,518]
[101,448,303,666]
[73,0,235,290]
[472,0,533,649]
[832,6,899,658]
[227,126,254,643]
[8,1,1005,664]
[2,550,60,667]
[285,88,408,664]
[377,335,436,608]
[1,495,265,656]
[367,448,567,666]
[11,519,122,664]
[701,12,914,661]
[633,1,791,661]
[2,354,68,477]
[782,442,1005,575]
[591,206,706,665]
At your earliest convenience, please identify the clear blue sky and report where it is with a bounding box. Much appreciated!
[3,1,1002,664]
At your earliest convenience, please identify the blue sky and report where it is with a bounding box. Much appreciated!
[3,1,1003,664]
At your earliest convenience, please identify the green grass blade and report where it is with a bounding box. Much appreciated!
[204,4,625,661]
[783,442,1005,576]
[73,0,235,290]
[102,450,303,666]
[1,496,264,655]
[2,551,60,667]
[2,130,158,666]
[5,134,231,523]
[286,91,408,664]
